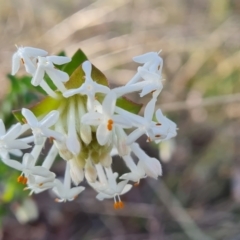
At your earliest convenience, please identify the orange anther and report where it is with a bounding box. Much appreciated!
[155,135,161,138]
[17,175,24,183]
[114,202,119,209]
[23,177,28,185]
[108,119,113,124]
[156,123,161,126]
[107,124,113,131]
[134,182,139,187]
[118,201,124,209]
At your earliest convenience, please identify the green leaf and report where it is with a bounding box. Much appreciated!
[62,49,88,76]
[12,95,62,123]
[116,97,142,114]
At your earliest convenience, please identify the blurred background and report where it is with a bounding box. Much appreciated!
[0,0,240,239]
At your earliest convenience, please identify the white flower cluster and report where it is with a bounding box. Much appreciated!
[0,46,177,208]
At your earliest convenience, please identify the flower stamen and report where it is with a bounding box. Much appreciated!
[107,119,114,131]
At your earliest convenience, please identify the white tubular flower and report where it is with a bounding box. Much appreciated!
[52,162,85,202]
[155,109,177,143]
[113,126,130,157]
[137,67,163,97]
[69,158,84,186]
[31,56,71,91]
[12,46,48,75]
[85,158,97,183]
[89,164,108,192]
[96,168,132,209]
[133,51,163,74]
[63,61,110,110]
[21,108,63,145]
[81,91,132,146]
[124,98,167,145]
[25,174,56,195]
[126,51,163,86]
[120,155,146,184]
[77,100,92,145]
[3,153,54,180]
[131,143,162,179]
[0,120,30,159]
[66,100,81,155]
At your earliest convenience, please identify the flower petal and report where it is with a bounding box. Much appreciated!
[3,159,23,171]
[120,184,132,195]
[41,128,63,142]
[47,56,71,65]
[7,140,31,150]
[2,123,22,141]
[47,69,69,83]
[112,115,132,128]
[144,98,156,122]
[82,61,92,79]
[96,123,110,146]
[126,129,145,145]
[102,91,116,117]
[133,52,158,63]
[40,111,59,128]
[11,52,20,75]
[22,108,39,127]
[31,66,45,86]
[116,180,128,193]
[67,186,85,200]
[81,112,103,126]
[24,47,48,57]
[22,153,34,168]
